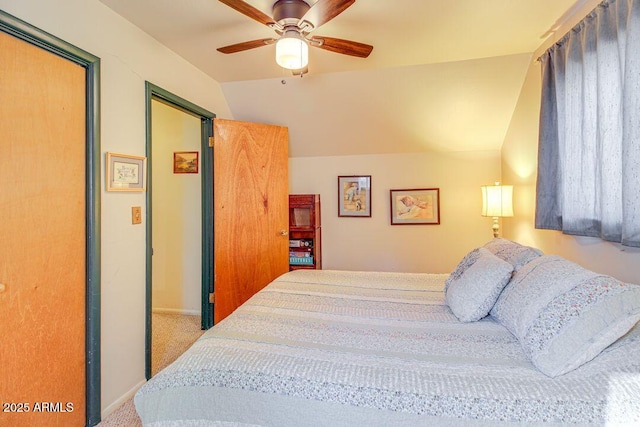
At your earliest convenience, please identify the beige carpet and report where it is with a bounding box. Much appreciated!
[97,313,205,426]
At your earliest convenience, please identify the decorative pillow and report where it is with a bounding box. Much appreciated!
[483,238,542,271]
[445,248,514,322]
[444,248,481,293]
[490,255,640,377]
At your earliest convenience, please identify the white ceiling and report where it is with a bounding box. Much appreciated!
[98,0,585,156]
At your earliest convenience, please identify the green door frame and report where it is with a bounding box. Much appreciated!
[0,10,102,427]
[144,82,215,380]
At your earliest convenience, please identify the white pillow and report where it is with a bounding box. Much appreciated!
[491,255,640,377]
[483,238,542,270]
[445,248,514,322]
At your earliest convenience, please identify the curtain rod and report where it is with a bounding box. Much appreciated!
[537,0,612,62]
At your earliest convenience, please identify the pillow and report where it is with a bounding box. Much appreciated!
[491,255,640,377]
[445,248,481,293]
[445,248,514,322]
[483,238,542,271]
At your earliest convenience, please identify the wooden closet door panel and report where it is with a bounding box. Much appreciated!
[213,118,289,323]
[0,31,86,426]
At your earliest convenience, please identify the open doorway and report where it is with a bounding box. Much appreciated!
[150,99,203,374]
[145,83,215,379]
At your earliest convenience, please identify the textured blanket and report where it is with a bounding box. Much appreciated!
[135,270,640,426]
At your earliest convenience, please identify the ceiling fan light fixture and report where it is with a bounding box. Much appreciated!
[275,31,308,70]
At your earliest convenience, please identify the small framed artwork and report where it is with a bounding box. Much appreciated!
[390,188,440,225]
[338,175,371,217]
[173,151,199,174]
[106,152,146,192]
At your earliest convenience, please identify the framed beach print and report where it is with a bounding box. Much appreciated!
[173,151,199,174]
[106,152,147,192]
[338,175,371,217]
[390,188,440,225]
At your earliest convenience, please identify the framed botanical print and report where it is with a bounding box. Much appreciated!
[106,152,146,192]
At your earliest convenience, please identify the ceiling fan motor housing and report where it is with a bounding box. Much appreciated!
[273,0,310,26]
[216,0,373,61]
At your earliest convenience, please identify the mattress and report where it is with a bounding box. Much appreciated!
[134,269,640,426]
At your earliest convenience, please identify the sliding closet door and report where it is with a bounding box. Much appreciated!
[0,31,86,426]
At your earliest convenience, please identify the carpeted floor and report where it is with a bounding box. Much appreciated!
[97,313,205,426]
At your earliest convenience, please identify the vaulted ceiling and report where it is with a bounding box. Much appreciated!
[99,0,584,157]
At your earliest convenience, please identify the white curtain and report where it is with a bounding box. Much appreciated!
[536,0,640,247]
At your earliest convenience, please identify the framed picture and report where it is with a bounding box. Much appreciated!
[390,188,440,225]
[173,151,199,174]
[338,175,371,217]
[106,152,146,192]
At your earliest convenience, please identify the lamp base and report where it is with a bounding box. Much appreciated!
[492,217,500,238]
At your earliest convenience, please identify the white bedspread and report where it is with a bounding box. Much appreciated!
[134,270,640,426]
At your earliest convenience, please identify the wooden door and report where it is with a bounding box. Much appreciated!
[0,31,86,426]
[213,118,289,323]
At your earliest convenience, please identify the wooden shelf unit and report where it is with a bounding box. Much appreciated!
[289,194,322,270]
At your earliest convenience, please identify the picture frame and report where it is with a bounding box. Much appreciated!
[390,188,440,225]
[338,175,371,217]
[106,152,146,192]
[173,151,199,174]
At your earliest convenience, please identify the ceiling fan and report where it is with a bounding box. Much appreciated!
[216,0,373,74]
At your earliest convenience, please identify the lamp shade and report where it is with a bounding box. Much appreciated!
[481,184,513,217]
[275,33,308,70]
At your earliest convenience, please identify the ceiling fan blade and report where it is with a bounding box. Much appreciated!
[310,36,373,58]
[217,38,276,54]
[218,0,276,27]
[299,0,355,30]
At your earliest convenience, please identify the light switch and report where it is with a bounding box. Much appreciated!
[132,206,142,224]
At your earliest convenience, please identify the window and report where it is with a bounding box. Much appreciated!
[536,0,640,248]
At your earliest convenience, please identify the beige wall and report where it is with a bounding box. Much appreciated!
[290,150,502,273]
[151,100,202,315]
[8,0,639,421]
[501,0,640,285]
[0,0,232,418]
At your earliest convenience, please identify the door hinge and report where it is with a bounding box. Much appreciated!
[208,136,214,147]
[209,292,215,304]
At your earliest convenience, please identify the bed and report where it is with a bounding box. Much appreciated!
[134,240,640,426]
